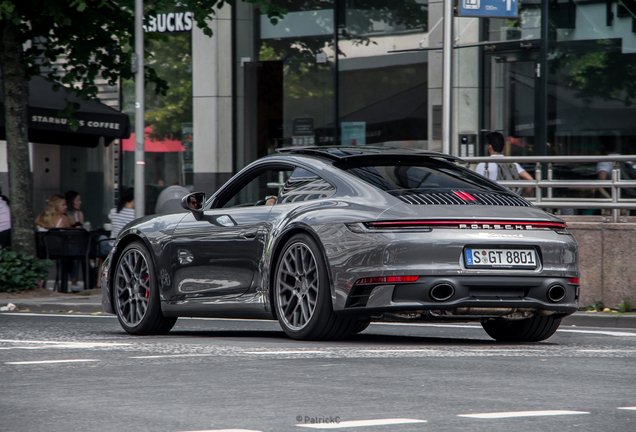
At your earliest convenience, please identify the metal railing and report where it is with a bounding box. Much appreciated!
[460,155,636,223]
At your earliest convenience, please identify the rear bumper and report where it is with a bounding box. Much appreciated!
[341,275,579,317]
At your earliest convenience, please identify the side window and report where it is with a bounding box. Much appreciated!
[220,168,292,208]
[278,168,336,204]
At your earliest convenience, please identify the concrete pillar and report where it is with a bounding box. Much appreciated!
[192,5,234,195]
[428,4,480,156]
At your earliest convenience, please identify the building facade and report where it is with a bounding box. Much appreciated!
[2,0,635,226]
[190,0,636,198]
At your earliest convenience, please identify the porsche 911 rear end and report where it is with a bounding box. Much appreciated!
[323,154,579,342]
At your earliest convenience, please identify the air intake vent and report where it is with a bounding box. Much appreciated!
[390,191,532,207]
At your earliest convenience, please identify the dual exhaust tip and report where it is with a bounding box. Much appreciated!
[547,284,566,302]
[430,283,455,302]
[429,283,566,303]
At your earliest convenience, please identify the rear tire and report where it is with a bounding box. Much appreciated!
[481,314,561,342]
[351,319,371,334]
[113,241,177,335]
[273,233,356,340]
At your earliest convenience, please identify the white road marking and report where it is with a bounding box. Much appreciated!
[458,410,590,419]
[0,339,131,349]
[245,351,329,355]
[131,354,216,359]
[558,329,636,337]
[618,407,636,410]
[5,359,100,365]
[463,349,540,352]
[176,430,262,432]
[576,349,636,353]
[357,349,440,353]
[0,313,115,318]
[175,430,261,432]
[296,418,427,429]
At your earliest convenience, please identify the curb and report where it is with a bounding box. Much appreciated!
[562,312,636,329]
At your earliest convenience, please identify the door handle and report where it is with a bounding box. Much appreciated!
[240,230,257,238]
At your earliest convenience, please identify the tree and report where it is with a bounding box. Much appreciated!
[123,32,194,140]
[0,0,285,256]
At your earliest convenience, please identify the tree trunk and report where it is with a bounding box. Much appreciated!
[0,21,35,256]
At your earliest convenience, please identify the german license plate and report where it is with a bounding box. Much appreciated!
[465,248,538,268]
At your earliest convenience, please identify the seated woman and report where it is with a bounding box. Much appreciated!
[64,190,85,228]
[98,188,135,257]
[35,195,73,231]
[35,195,80,292]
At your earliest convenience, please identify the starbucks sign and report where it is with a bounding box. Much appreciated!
[144,12,193,33]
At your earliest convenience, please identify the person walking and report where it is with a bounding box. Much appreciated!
[475,131,534,197]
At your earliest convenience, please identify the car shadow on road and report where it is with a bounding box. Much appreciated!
[121,329,557,347]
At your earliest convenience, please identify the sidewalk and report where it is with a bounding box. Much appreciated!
[0,288,103,314]
[1,288,635,328]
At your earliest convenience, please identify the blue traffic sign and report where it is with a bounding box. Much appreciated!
[458,0,519,18]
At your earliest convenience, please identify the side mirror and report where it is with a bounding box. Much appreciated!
[181,192,206,220]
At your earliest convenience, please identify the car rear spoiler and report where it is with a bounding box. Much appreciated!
[275,146,463,163]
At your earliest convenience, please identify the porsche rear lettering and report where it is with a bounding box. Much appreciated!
[459,224,541,230]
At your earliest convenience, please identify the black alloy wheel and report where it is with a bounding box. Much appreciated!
[274,233,356,340]
[113,241,176,335]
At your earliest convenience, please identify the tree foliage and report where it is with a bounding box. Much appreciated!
[123,32,193,140]
[1,0,285,100]
[0,0,285,256]
[550,39,636,106]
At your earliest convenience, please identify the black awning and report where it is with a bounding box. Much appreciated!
[0,75,130,147]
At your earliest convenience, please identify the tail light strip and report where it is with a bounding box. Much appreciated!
[356,276,420,285]
[366,220,567,231]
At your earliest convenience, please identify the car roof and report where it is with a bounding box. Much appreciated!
[274,146,462,163]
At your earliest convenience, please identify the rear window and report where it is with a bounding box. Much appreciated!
[339,159,505,194]
[336,157,530,206]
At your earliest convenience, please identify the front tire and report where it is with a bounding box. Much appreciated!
[273,233,356,340]
[481,314,562,342]
[113,241,176,335]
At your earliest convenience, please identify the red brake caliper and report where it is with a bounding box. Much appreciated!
[144,275,150,298]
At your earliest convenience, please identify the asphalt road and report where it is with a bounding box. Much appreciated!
[1,312,635,432]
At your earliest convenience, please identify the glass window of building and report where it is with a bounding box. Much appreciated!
[122,17,193,214]
[235,0,429,172]
[475,0,636,160]
[547,0,636,158]
[337,1,429,148]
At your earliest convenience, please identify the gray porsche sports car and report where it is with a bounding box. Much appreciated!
[101,146,579,341]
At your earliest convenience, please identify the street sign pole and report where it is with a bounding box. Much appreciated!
[442,0,453,155]
[134,0,145,218]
